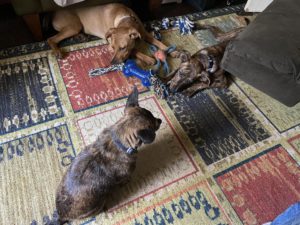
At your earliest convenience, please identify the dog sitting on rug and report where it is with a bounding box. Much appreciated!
[48,3,178,65]
[53,87,161,225]
[167,27,244,97]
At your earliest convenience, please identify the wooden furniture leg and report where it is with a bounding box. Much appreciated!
[22,13,43,41]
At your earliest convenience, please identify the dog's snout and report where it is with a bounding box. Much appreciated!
[111,57,119,65]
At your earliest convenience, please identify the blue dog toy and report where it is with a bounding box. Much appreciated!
[89,60,171,98]
[89,59,153,87]
[122,59,153,87]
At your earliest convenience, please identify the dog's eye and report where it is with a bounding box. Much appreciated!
[119,46,126,51]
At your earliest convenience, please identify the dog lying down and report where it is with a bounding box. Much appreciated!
[167,27,244,97]
[54,87,161,225]
[48,3,177,65]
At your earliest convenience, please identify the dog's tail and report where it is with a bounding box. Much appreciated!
[214,27,244,43]
[46,219,69,225]
[196,24,244,43]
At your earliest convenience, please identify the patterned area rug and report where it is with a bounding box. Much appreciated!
[1,5,300,225]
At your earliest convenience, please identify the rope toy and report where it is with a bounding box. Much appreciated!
[150,45,176,76]
[161,16,195,35]
[148,16,194,42]
[150,25,162,41]
[89,59,170,99]
[176,16,194,35]
[89,59,152,87]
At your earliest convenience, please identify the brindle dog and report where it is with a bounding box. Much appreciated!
[54,87,161,224]
[167,27,244,97]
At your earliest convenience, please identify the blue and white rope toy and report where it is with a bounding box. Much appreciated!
[89,59,170,98]
[89,59,153,87]
[161,16,195,35]
[149,16,195,41]
[176,16,195,35]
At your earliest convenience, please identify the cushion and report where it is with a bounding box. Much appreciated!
[221,0,300,107]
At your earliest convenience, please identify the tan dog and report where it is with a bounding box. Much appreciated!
[48,3,175,65]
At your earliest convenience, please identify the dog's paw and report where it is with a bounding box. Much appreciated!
[144,57,156,66]
[54,50,68,59]
[170,50,181,58]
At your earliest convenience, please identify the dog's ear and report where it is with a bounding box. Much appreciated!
[125,86,139,108]
[180,50,191,63]
[199,71,211,85]
[137,129,156,144]
[129,28,141,39]
[105,28,116,40]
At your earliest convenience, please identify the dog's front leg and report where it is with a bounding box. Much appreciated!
[181,80,210,97]
[210,69,228,88]
[181,71,211,96]
[144,33,179,58]
[131,49,156,66]
[164,68,179,83]
[48,26,82,58]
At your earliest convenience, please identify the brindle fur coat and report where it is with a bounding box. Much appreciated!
[55,87,161,224]
[167,27,244,96]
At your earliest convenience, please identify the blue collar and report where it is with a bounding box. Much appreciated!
[207,55,215,73]
[111,130,138,155]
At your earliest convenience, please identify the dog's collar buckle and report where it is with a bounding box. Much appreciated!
[126,147,137,155]
[207,55,215,73]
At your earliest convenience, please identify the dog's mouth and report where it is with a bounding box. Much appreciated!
[110,46,132,65]
[135,139,143,147]
[137,120,161,145]
[111,54,131,65]
[110,56,124,65]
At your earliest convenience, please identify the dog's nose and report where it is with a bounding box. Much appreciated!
[111,58,119,65]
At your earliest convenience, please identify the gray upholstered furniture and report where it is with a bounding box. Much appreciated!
[221,0,300,106]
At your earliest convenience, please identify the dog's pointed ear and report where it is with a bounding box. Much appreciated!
[137,129,156,144]
[125,86,139,108]
[105,28,116,40]
[129,28,141,39]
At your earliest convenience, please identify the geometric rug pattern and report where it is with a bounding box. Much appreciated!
[167,89,271,165]
[0,4,299,225]
[58,45,148,112]
[235,79,300,133]
[214,144,300,225]
[0,57,63,135]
